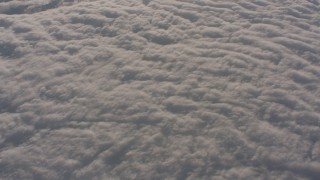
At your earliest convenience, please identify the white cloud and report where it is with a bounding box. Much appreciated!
[0,0,320,179]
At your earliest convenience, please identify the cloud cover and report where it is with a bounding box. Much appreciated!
[0,0,320,179]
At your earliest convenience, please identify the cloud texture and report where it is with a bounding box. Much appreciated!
[0,0,320,179]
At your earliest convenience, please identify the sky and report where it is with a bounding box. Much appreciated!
[0,0,320,179]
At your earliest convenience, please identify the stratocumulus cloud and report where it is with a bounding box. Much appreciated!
[0,0,319,179]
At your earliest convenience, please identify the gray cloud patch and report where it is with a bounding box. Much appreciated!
[0,0,320,179]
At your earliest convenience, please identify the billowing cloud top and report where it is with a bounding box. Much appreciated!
[0,0,320,179]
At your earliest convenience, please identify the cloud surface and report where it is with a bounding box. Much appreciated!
[0,0,320,179]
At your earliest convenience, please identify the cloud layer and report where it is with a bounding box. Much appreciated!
[0,0,320,179]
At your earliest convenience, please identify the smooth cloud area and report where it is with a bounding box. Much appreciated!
[0,0,320,179]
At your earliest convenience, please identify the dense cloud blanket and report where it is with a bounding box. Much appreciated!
[0,0,320,179]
